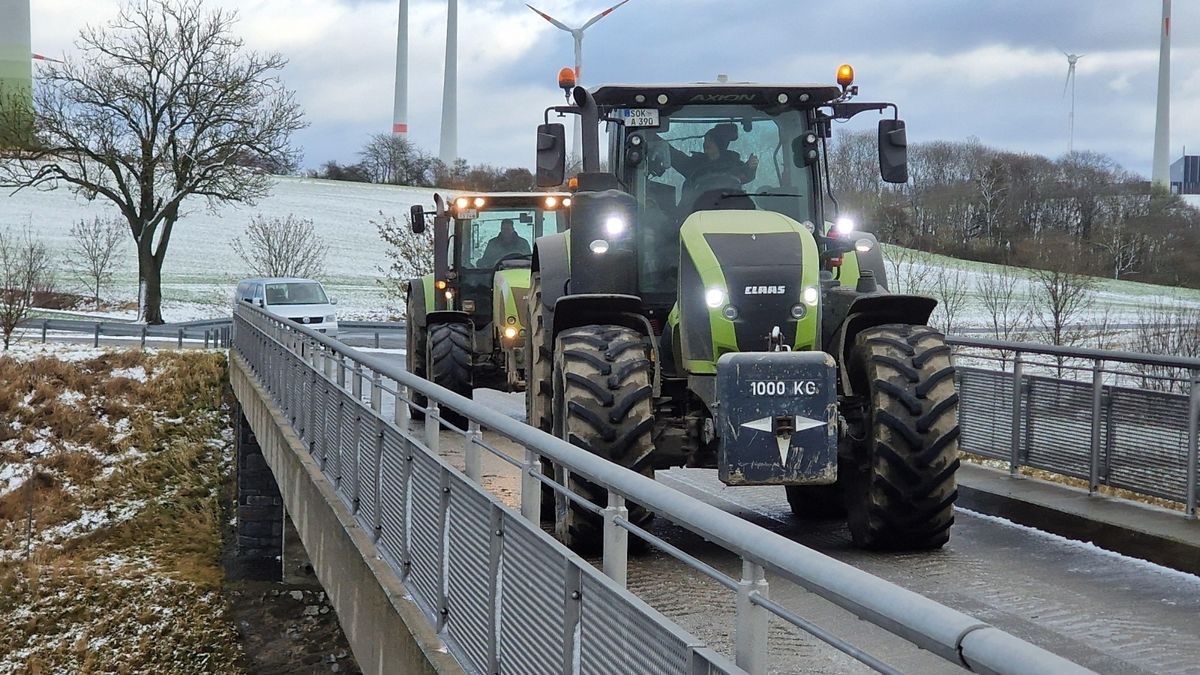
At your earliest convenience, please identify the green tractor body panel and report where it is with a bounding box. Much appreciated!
[419,273,435,314]
[677,211,821,375]
[493,268,531,330]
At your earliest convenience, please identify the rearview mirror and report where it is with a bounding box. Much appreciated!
[410,205,426,234]
[791,131,820,168]
[878,119,908,184]
[330,297,338,305]
[536,123,566,187]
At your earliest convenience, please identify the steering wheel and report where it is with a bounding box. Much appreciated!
[685,172,744,213]
[490,252,530,270]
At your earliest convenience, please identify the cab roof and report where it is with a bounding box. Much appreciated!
[589,83,844,108]
[446,191,570,199]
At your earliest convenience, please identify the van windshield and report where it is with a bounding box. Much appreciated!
[265,282,328,306]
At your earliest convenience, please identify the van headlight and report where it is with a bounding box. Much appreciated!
[324,315,336,323]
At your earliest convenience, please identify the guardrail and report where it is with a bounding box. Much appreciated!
[23,317,232,349]
[232,303,1090,675]
[949,336,1200,518]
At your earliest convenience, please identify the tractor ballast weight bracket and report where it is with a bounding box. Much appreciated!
[716,351,838,486]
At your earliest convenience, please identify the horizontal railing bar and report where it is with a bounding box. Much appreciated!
[749,593,905,675]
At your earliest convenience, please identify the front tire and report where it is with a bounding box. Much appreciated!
[551,325,655,551]
[842,324,959,550]
[524,274,558,521]
[427,322,473,429]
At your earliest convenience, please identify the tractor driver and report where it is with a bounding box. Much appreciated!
[477,219,531,268]
[665,123,759,199]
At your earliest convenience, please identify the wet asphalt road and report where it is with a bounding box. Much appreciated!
[371,352,1200,674]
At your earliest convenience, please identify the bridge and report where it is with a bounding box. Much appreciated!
[226,303,1199,674]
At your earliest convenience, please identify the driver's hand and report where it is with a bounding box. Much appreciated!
[747,154,759,170]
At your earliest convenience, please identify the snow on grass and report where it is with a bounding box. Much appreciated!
[110,365,149,382]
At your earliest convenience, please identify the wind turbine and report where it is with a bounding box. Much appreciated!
[1062,52,1083,154]
[392,0,408,136]
[440,0,458,164]
[526,0,631,160]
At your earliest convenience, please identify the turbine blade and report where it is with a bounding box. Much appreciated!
[1063,66,1072,97]
[581,0,631,30]
[526,4,572,31]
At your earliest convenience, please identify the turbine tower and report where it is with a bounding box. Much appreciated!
[439,0,457,164]
[1151,0,1171,190]
[1063,52,1082,154]
[0,0,33,123]
[526,0,631,161]
[392,0,408,136]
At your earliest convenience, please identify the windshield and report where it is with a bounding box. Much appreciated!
[264,282,329,306]
[458,207,565,269]
[617,105,817,295]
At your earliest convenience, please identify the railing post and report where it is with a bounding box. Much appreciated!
[520,448,542,524]
[370,371,382,413]
[336,355,347,390]
[1009,352,1024,477]
[177,328,184,348]
[395,381,411,430]
[424,402,440,455]
[40,319,47,343]
[735,559,769,675]
[561,564,582,675]
[1089,360,1104,495]
[204,329,210,349]
[372,418,385,542]
[93,323,100,347]
[436,468,451,633]
[352,363,363,402]
[374,331,381,349]
[464,420,482,483]
[140,325,147,350]
[602,490,629,588]
[1187,369,1198,520]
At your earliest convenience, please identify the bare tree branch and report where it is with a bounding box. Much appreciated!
[231,214,327,279]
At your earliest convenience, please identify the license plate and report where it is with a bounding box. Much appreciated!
[748,380,821,397]
[617,108,659,128]
[458,208,478,219]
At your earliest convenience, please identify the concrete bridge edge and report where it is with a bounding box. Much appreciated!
[230,354,465,675]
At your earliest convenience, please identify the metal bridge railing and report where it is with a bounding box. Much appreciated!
[948,336,1200,519]
[232,303,1089,675]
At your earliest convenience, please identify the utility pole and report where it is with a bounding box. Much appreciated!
[1151,0,1171,191]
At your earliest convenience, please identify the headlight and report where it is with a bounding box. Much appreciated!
[789,304,806,320]
[444,289,454,301]
[834,217,855,236]
[605,216,626,235]
[324,315,336,322]
[705,287,726,309]
[803,287,819,305]
[503,326,518,339]
[854,238,874,253]
[722,305,739,321]
[589,239,609,254]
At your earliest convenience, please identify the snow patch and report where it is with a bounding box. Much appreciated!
[110,365,148,382]
[959,508,1200,584]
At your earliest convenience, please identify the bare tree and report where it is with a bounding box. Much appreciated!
[374,212,433,310]
[882,245,934,296]
[929,266,970,336]
[977,264,1029,344]
[0,0,305,324]
[1132,300,1200,393]
[1030,266,1095,347]
[231,214,327,278]
[359,133,437,186]
[0,228,53,349]
[65,216,125,309]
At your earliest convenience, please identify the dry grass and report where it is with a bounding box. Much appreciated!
[0,348,243,673]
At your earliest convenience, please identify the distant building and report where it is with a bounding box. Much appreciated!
[1171,155,1200,195]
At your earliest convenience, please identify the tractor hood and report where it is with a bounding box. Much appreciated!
[677,211,821,375]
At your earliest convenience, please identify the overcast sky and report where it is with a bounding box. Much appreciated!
[28,0,1200,177]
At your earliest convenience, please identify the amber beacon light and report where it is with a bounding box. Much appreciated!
[836,64,855,88]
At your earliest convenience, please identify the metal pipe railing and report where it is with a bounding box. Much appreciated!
[233,303,1091,675]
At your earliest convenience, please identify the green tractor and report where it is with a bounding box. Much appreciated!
[527,66,959,551]
[406,192,571,420]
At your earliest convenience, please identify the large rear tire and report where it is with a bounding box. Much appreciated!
[551,325,655,551]
[524,274,558,521]
[405,294,428,421]
[842,324,959,550]
[427,322,473,429]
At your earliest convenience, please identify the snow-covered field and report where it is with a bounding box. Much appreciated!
[1,175,436,322]
[3,174,1198,330]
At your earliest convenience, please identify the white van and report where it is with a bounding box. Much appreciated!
[236,277,339,338]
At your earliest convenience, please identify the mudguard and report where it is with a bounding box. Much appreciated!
[716,351,838,486]
[427,310,473,327]
[827,293,938,396]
